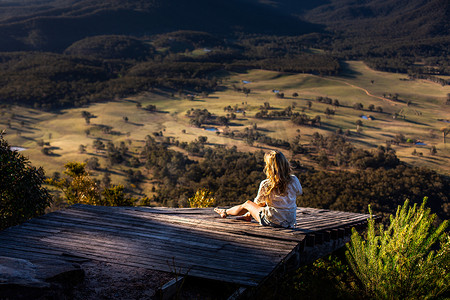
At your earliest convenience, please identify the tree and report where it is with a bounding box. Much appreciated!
[353,103,363,110]
[276,92,285,99]
[41,147,52,155]
[1,133,52,230]
[46,162,101,205]
[346,199,449,300]
[81,111,93,124]
[441,127,450,144]
[79,144,86,153]
[101,185,134,206]
[368,104,375,111]
[292,92,298,97]
[85,157,100,170]
[393,93,399,101]
[430,146,437,155]
[333,99,340,109]
[324,107,334,118]
[93,139,105,151]
[355,120,363,132]
[145,105,157,112]
[198,136,208,144]
[217,116,229,126]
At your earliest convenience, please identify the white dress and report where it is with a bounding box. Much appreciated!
[254,175,302,228]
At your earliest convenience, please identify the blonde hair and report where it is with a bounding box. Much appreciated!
[263,150,292,199]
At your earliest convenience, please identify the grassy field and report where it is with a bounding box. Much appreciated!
[2,61,450,198]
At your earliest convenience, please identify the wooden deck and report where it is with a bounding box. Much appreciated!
[0,204,370,289]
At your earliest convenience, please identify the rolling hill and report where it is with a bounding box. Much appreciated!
[0,0,447,64]
[0,0,321,52]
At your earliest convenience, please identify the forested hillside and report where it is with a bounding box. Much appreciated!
[0,31,340,109]
[0,0,318,52]
[300,0,450,73]
[0,0,448,109]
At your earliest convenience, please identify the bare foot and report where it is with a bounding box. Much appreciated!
[236,215,252,222]
[214,208,228,218]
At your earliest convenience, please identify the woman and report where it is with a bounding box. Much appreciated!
[214,150,302,228]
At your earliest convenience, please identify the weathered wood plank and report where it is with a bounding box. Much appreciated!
[49,207,304,244]
[21,216,298,255]
[0,204,370,288]
[0,226,293,271]
[0,236,264,286]
[65,206,307,242]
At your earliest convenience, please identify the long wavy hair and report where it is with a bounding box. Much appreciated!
[263,150,292,198]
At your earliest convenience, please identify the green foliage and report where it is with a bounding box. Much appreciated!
[47,162,135,207]
[0,133,52,230]
[267,249,360,300]
[141,136,265,206]
[47,162,101,205]
[346,198,449,299]
[187,188,215,208]
[64,35,154,60]
[298,165,449,223]
[101,185,134,206]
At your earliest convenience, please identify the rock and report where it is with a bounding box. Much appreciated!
[0,256,49,288]
[0,256,85,299]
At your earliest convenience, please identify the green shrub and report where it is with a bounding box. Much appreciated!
[47,162,101,205]
[187,188,215,208]
[101,185,134,206]
[0,133,52,230]
[47,162,135,206]
[346,198,449,299]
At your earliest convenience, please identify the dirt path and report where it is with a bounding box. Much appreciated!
[322,76,403,107]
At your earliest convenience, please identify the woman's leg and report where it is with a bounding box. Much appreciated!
[215,201,262,223]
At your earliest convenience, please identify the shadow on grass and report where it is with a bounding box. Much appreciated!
[16,114,39,121]
[338,61,363,79]
[401,119,430,126]
[316,123,341,132]
[127,122,144,126]
[255,128,273,133]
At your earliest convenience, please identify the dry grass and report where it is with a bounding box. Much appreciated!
[2,61,449,195]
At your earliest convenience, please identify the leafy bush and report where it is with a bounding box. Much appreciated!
[187,188,215,208]
[0,133,52,230]
[47,162,101,205]
[259,248,360,299]
[47,162,135,206]
[101,185,134,206]
[346,198,449,299]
